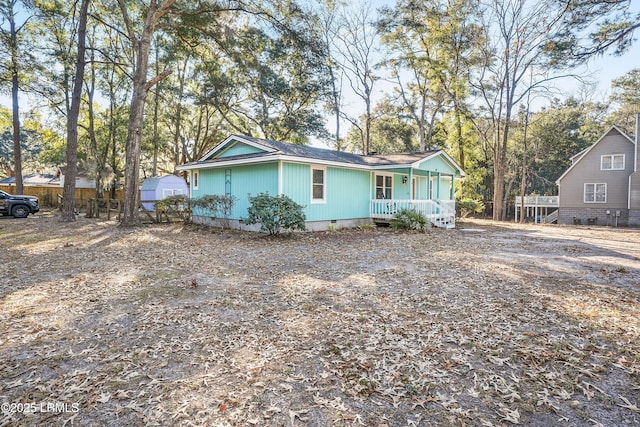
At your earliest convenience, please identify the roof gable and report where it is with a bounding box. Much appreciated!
[414,152,465,176]
[556,126,634,184]
[199,135,276,161]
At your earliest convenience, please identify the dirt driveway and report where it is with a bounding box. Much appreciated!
[1,215,639,426]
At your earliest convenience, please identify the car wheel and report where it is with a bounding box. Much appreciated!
[11,205,29,218]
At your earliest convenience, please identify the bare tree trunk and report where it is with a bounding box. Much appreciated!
[7,2,23,194]
[85,40,104,200]
[152,37,160,176]
[60,0,89,222]
[519,106,530,223]
[119,0,175,226]
[120,46,151,226]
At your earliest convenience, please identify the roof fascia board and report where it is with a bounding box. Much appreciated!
[178,154,372,171]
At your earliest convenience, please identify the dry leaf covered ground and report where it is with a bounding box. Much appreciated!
[1,213,639,427]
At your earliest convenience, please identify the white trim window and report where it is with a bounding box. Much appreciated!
[584,183,606,203]
[192,171,199,190]
[601,154,624,170]
[311,167,326,203]
[375,174,393,199]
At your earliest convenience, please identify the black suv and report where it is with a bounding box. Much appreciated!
[0,190,40,218]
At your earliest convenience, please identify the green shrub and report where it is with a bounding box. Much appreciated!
[390,208,430,231]
[191,195,237,229]
[245,193,306,235]
[457,198,485,218]
[154,195,191,222]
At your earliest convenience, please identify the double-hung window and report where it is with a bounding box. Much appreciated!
[601,154,624,170]
[584,183,606,203]
[311,167,325,203]
[192,171,199,190]
[375,175,392,199]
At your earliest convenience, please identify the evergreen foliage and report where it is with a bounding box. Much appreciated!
[155,194,191,223]
[245,193,306,235]
[191,195,236,229]
[457,198,485,218]
[390,208,430,231]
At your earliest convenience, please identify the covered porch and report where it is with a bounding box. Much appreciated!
[366,152,463,228]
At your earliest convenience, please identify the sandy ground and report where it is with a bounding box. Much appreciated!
[0,214,639,426]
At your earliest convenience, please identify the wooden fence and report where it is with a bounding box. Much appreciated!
[1,185,187,223]
[0,185,124,210]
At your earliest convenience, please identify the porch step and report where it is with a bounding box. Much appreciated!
[430,215,455,229]
[543,209,559,224]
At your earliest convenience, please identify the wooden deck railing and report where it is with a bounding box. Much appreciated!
[370,199,456,227]
[514,195,559,207]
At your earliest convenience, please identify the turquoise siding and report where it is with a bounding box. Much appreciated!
[217,142,265,158]
[393,174,410,199]
[417,176,428,199]
[415,156,458,175]
[192,163,278,219]
[282,162,370,221]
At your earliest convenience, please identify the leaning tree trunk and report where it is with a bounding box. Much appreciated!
[119,0,175,226]
[120,45,152,226]
[60,0,89,222]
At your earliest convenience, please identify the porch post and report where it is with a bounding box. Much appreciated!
[450,174,455,199]
[408,169,414,201]
[277,161,283,195]
[436,172,441,200]
[427,171,431,199]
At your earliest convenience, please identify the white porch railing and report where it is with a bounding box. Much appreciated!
[370,199,456,228]
[514,195,559,207]
[514,195,559,224]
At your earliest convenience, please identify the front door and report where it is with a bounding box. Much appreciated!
[412,178,416,200]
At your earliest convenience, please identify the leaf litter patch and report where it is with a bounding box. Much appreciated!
[0,218,639,426]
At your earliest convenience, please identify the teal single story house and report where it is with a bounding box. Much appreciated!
[176,135,464,230]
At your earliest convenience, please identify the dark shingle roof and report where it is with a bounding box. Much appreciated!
[240,135,370,165]
[235,135,439,166]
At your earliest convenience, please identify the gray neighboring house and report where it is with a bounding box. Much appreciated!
[556,119,640,227]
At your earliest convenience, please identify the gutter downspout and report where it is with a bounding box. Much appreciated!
[631,113,640,210]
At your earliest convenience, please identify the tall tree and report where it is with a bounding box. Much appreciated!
[0,0,34,194]
[333,1,380,155]
[606,68,640,136]
[472,0,577,220]
[317,0,345,150]
[379,0,482,156]
[555,0,640,57]
[60,0,89,222]
[117,0,174,226]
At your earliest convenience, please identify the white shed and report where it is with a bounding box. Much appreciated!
[140,175,189,211]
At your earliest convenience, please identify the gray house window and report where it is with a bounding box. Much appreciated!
[601,154,624,170]
[584,183,606,203]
